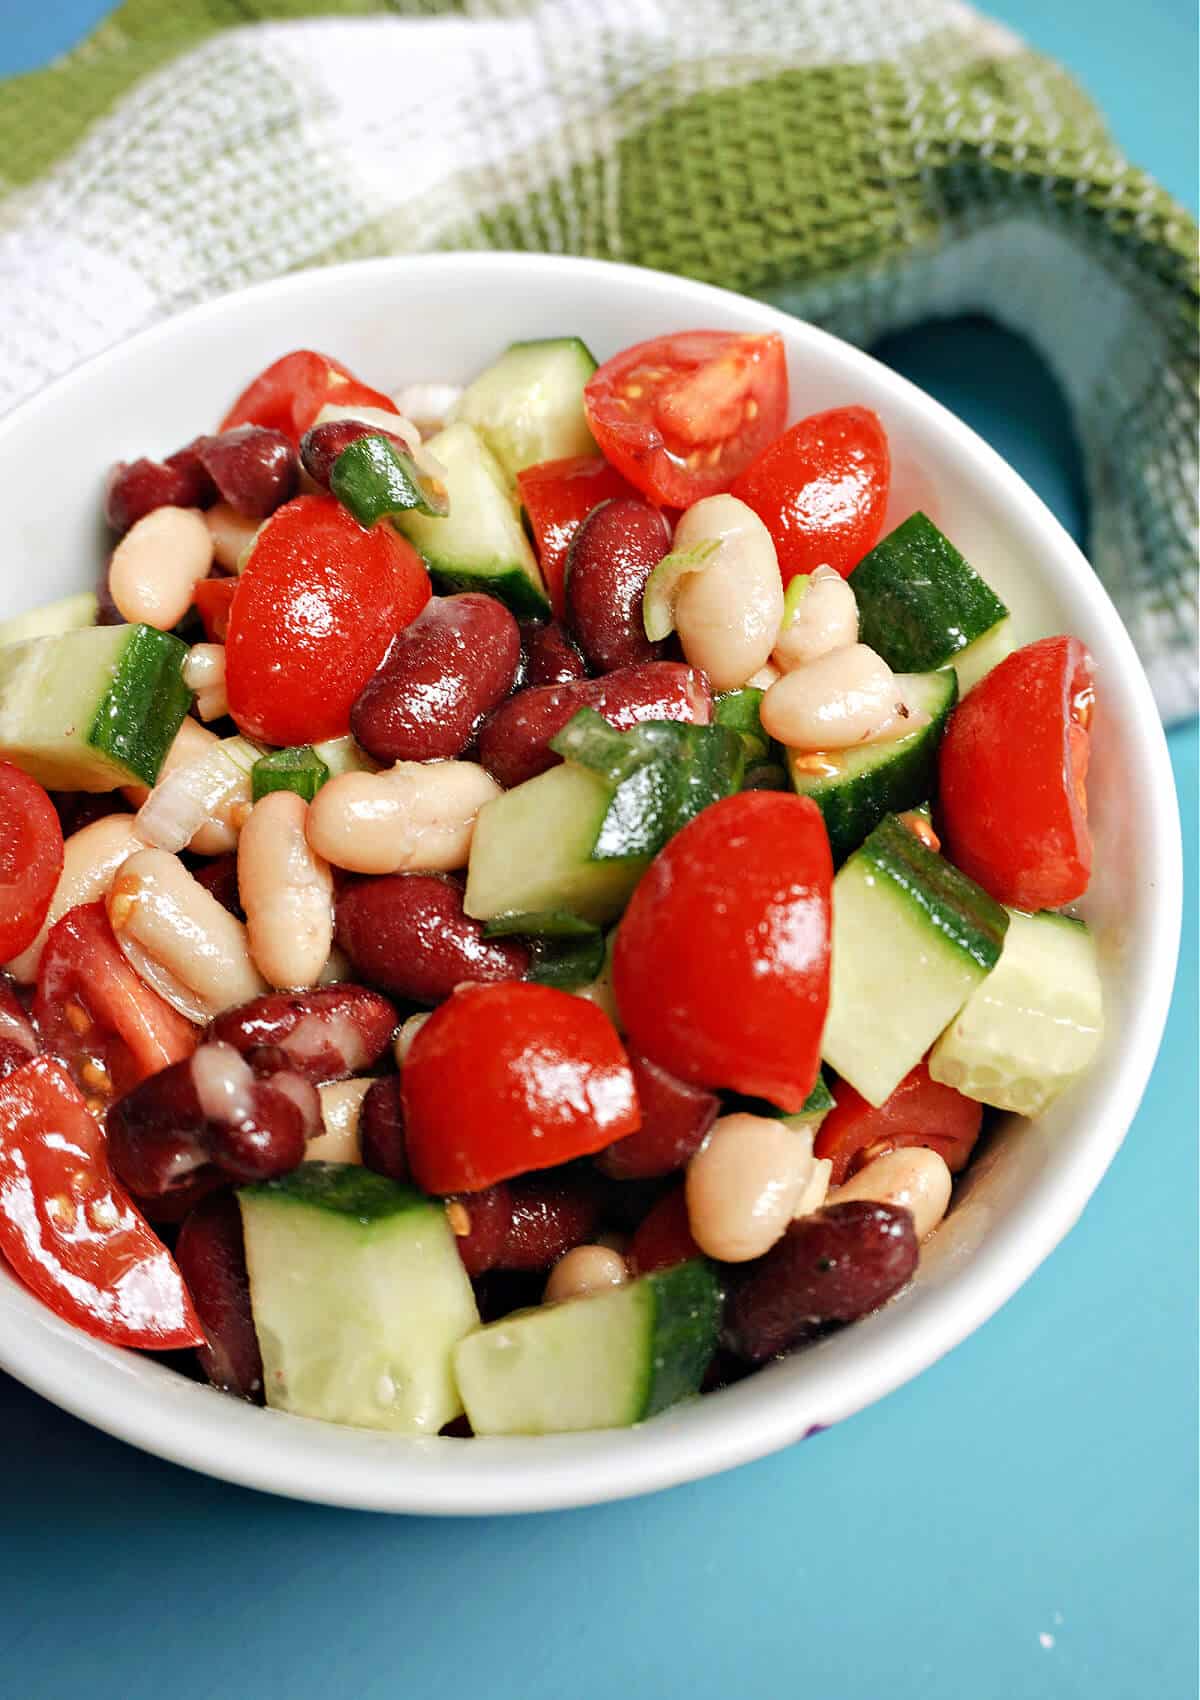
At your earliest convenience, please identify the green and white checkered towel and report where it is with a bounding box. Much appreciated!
[1,0,1195,718]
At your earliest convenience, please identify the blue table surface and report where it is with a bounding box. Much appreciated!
[0,5,1195,1697]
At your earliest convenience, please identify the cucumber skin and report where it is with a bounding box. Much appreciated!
[788,670,957,863]
[850,513,1008,673]
[860,814,1009,973]
[91,624,192,787]
[240,1163,431,1224]
[636,1260,724,1420]
[251,745,330,803]
[422,557,551,619]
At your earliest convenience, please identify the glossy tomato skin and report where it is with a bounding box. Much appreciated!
[402,982,640,1194]
[34,901,198,1103]
[219,350,398,445]
[516,455,638,619]
[0,762,64,962]
[193,576,238,643]
[225,494,431,745]
[584,332,788,507]
[730,405,890,583]
[938,635,1094,909]
[0,1056,204,1349]
[613,792,832,1112]
[814,1062,982,1186]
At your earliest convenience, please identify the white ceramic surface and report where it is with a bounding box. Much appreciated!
[0,254,1181,1515]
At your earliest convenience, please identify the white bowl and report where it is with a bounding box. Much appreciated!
[0,254,1181,1514]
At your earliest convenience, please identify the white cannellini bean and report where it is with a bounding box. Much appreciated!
[829,1147,952,1241]
[183,643,229,722]
[5,814,147,983]
[773,565,859,672]
[306,1078,372,1164]
[204,503,261,572]
[238,792,334,990]
[544,1245,628,1304]
[745,661,781,691]
[107,847,267,1021]
[123,719,239,856]
[306,760,500,874]
[393,1011,429,1067]
[760,643,908,749]
[670,496,785,691]
[686,1113,821,1263]
[107,505,214,629]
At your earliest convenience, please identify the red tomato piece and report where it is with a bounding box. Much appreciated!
[219,350,398,446]
[516,455,639,618]
[34,901,198,1105]
[584,331,788,507]
[0,1056,204,1349]
[814,1062,982,1187]
[938,635,1095,909]
[730,405,890,583]
[225,493,431,745]
[402,983,640,1194]
[0,762,63,962]
[193,576,238,643]
[627,1187,702,1276]
[613,792,832,1111]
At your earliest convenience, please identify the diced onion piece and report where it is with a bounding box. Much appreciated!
[135,736,262,853]
[313,402,421,453]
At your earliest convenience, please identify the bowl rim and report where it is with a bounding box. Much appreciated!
[0,251,1182,1515]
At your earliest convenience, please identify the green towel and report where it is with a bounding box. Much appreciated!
[1,0,1195,717]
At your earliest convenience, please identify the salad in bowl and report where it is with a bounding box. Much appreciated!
[0,318,1108,1446]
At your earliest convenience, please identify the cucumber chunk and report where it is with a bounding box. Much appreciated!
[714,687,771,763]
[464,761,647,926]
[394,422,549,616]
[951,615,1016,696]
[251,744,330,803]
[0,591,97,646]
[451,336,598,480]
[330,432,449,525]
[850,513,1009,674]
[455,1259,721,1435]
[239,1164,478,1434]
[822,813,1009,1106]
[786,669,957,862]
[0,623,191,790]
[929,910,1103,1115]
[310,734,379,778]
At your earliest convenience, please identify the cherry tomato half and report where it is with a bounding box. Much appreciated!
[0,1056,204,1349]
[613,792,832,1112]
[193,576,238,644]
[225,494,431,745]
[730,405,890,583]
[219,350,399,446]
[34,901,198,1105]
[584,331,788,508]
[938,635,1095,909]
[814,1062,982,1187]
[0,762,63,962]
[516,455,639,618]
[402,982,640,1194]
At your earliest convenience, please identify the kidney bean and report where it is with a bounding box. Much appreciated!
[519,619,589,687]
[51,790,132,837]
[335,874,528,1004]
[0,977,38,1080]
[564,497,670,672]
[133,1169,229,1226]
[175,1192,264,1402]
[105,443,217,534]
[596,1052,718,1179]
[107,1041,317,1197]
[360,1075,409,1181]
[472,1269,547,1325]
[626,1186,703,1276]
[300,419,412,489]
[452,1172,601,1276]
[194,426,298,520]
[478,661,713,789]
[190,852,244,919]
[207,984,397,1083]
[350,594,521,764]
[724,1200,919,1362]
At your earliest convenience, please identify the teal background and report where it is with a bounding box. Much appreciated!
[0,5,1195,1696]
